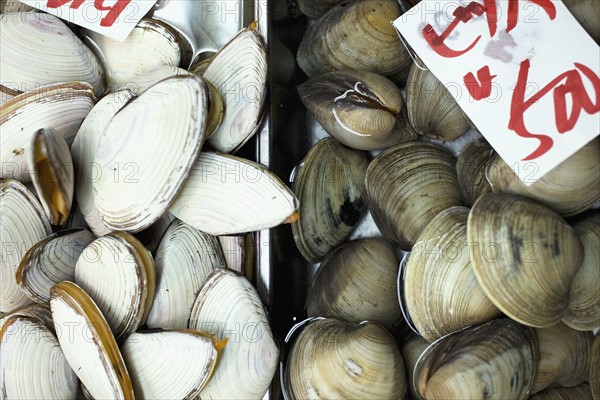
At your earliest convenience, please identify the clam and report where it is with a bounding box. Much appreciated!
[532,322,592,394]
[591,335,600,400]
[0,303,53,332]
[414,319,538,399]
[486,138,600,217]
[28,128,74,225]
[0,12,105,95]
[563,0,600,43]
[94,76,208,232]
[218,234,255,277]
[0,180,51,313]
[1,82,96,182]
[0,314,78,399]
[456,138,494,206]
[200,23,268,153]
[297,0,412,83]
[16,228,95,304]
[71,89,134,236]
[84,19,182,92]
[121,330,222,399]
[146,219,226,329]
[50,281,134,399]
[291,138,369,262]
[406,64,471,141]
[401,335,430,399]
[563,212,600,330]
[285,318,407,399]
[404,206,501,342]
[365,141,462,249]
[75,232,155,341]
[188,268,278,399]
[306,238,403,329]
[65,202,89,230]
[297,0,344,18]
[170,152,298,235]
[468,194,584,327]
[298,70,412,150]
[134,212,176,254]
[0,0,36,13]
[530,384,593,400]
[122,64,191,95]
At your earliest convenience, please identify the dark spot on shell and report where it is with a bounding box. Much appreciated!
[509,227,524,265]
[12,148,24,156]
[552,232,560,257]
[482,386,491,399]
[339,197,362,226]
[511,372,519,392]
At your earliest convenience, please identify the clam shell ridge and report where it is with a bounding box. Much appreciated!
[285,318,407,399]
[306,238,403,329]
[291,138,369,262]
[467,193,584,327]
[188,268,279,399]
[404,206,501,342]
[93,75,208,232]
[146,219,226,329]
[0,179,51,313]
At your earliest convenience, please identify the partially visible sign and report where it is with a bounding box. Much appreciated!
[18,0,157,41]
[394,0,599,185]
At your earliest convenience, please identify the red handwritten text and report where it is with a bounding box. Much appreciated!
[46,0,131,27]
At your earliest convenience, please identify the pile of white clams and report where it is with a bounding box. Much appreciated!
[1,9,290,400]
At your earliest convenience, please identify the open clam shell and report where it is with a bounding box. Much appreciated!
[406,64,470,141]
[306,238,403,329]
[188,268,278,399]
[50,281,134,399]
[1,82,96,182]
[530,384,593,400]
[0,180,51,313]
[468,194,584,327]
[285,318,407,399]
[297,0,411,84]
[0,12,105,95]
[563,212,600,330]
[71,90,134,236]
[170,152,298,235]
[0,314,79,399]
[291,138,369,262]
[591,335,600,400]
[29,128,74,225]
[456,138,494,206]
[146,219,226,329]
[84,19,182,92]
[94,75,208,232]
[485,137,600,217]
[532,322,592,394]
[202,23,268,153]
[298,70,409,150]
[414,319,538,399]
[404,206,501,342]
[75,232,155,341]
[16,228,95,304]
[121,330,221,399]
[365,141,462,249]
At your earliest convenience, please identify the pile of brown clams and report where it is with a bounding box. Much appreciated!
[0,5,287,399]
[285,0,600,399]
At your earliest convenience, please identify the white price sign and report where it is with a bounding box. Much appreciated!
[18,0,157,41]
[394,0,599,185]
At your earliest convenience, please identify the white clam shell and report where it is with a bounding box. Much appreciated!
[85,19,182,92]
[123,65,191,96]
[170,152,298,235]
[93,76,208,233]
[218,234,254,276]
[121,330,219,399]
[0,180,51,313]
[0,12,105,95]
[16,228,95,304]
[71,90,134,236]
[29,128,74,225]
[147,219,225,329]
[189,268,279,399]
[75,233,155,340]
[0,315,79,399]
[204,25,267,153]
[50,281,135,399]
[1,82,96,182]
